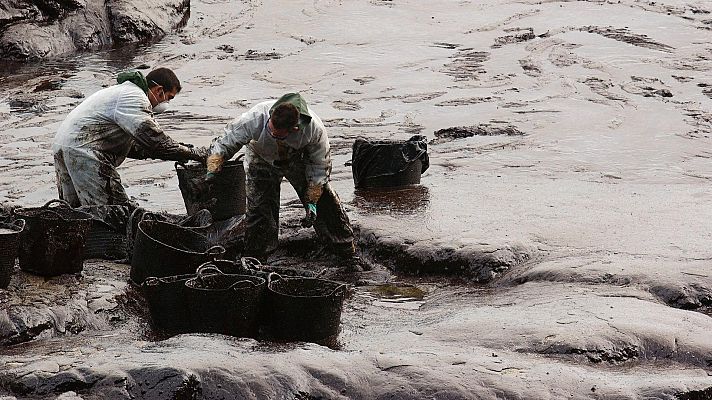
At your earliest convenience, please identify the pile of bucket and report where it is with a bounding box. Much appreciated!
[0,199,94,289]
[129,217,349,344]
[138,258,347,344]
[0,200,348,345]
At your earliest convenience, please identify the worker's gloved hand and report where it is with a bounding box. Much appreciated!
[189,146,210,164]
[301,203,317,228]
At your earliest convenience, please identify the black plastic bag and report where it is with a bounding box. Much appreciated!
[351,135,429,188]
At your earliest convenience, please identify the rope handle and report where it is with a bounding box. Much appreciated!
[12,218,25,231]
[205,245,226,258]
[330,283,348,297]
[240,257,262,271]
[195,262,224,281]
[266,272,282,286]
[41,199,72,209]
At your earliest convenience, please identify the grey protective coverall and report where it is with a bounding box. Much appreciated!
[52,73,194,207]
[208,97,355,258]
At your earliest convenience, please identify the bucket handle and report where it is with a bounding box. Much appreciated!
[41,199,72,209]
[240,256,262,271]
[12,218,25,232]
[140,212,160,222]
[330,283,349,297]
[266,272,282,285]
[142,276,162,287]
[196,262,224,278]
[204,245,225,258]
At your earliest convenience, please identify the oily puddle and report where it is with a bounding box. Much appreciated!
[355,283,428,310]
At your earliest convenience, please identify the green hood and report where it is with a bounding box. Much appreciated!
[269,92,312,131]
[117,71,149,94]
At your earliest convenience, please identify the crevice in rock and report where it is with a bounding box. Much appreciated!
[677,386,712,400]
[527,342,640,365]
[430,123,525,144]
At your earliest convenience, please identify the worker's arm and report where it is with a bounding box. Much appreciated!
[302,120,331,204]
[113,90,199,162]
[206,108,263,175]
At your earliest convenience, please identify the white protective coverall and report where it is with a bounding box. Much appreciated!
[208,95,355,259]
[53,75,195,207]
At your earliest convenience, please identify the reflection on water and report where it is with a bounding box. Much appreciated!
[356,283,427,310]
[352,185,430,215]
[0,42,154,92]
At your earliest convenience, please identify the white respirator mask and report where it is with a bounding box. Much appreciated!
[152,101,170,114]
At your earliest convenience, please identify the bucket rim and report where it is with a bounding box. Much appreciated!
[137,219,221,255]
[268,277,348,299]
[0,218,25,233]
[15,207,93,221]
[185,273,265,291]
[142,273,196,287]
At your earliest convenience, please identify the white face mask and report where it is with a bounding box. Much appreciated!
[153,101,170,114]
[148,85,170,114]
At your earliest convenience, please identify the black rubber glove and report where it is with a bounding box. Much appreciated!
[188,146,209,164]
[301,203,317,228]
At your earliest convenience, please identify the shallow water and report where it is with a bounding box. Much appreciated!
[356,283,428,310]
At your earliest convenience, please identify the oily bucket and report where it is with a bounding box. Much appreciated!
[361,159,422,188]
[185,263,266,337]
[264,275,348,344]
[351,136,429,189]
[14,199,93,276]
[141,273,194,334]
[130,219,225,285]
[0,219,25,289]
[81,204,131,261]
[84,219,128,260]
[176,158,246,221]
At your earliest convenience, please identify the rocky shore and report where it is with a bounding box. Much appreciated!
[1,0,712,398]
[0,0,190,59]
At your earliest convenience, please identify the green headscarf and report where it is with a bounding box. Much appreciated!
[269,92,312,131]
[117,71,149,94]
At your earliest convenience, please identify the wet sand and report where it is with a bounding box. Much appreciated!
[1,0,712,398]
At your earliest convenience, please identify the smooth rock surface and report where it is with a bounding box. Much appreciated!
[1,0,712,398]
[0,0,189,59]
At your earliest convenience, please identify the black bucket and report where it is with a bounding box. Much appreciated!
[14,200,93,277]
[362,159,422,188]
[351,137,429,189]
[141,273,194,334]
[176,158,246,221]
[130,219,225,284]
[185,263,266,337]
[0,219,25,289]
[264,275,348,344]
[84,219,128,260]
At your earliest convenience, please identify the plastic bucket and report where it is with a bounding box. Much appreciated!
[0,219,25,289]
[351,138,427,189]
[129,219,225,284]
[176,159,246,220]
[185,263,266,337]
[264,275,348,344]
[141,273,195,334]
[14,199,93,276]
[362,159,422,188]
[84,219,128,260]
